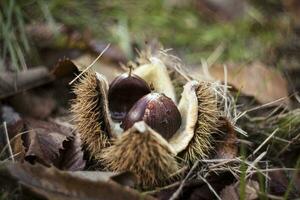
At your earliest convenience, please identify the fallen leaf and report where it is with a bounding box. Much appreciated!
[8,90,56,119]
[0,105,25,160]
[268,171,289,195]
[7,163,154,200]
[22,118,85,170]
[110,171,137,188]
[57,133,86,171]
[51,58,80,78]
[71,171,136,187]
[24,127,67,166]
[220,180,258,200]
[268,170,299,198]
[220,184,239,200]
[208,62,289,106]
[0,67,54,100]
[214,117,238,159]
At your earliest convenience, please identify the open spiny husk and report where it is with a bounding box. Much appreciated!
[178,81,219,163]
[100,122,179,187]
[71,71,111,161]
[70,49,225,187]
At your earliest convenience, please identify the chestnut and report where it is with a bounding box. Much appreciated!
[122,93,181,140]
[108,69,151,122]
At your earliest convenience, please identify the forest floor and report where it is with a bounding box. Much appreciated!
[0,0,300,199]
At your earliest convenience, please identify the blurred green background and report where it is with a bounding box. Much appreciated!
[0,0,297,71]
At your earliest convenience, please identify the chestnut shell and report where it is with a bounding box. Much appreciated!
[122,93,182,140]
[108,73,151,121]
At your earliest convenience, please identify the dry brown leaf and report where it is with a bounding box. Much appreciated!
[0,67,54,100]
[220,180,258,200]
[22,119,85,170]
[214,117,238,159]
[70,171,136,187]
[209,62,289,106]
[57,133,86,171]
[51,58,80,78]
[0,105,25,160]
[8,91,56,119]
[269,170,300,197]
[220,184,239,200]
[110,171,137,188]
[23,126,68,166]
[7,163,154,200]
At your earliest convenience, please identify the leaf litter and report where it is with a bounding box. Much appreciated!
[1,1,300,199]
[1,47,299,200]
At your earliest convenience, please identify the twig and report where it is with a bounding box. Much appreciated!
[257,192,284,200]
[244,97,289,116]
[174,64,191,81]
[208,158,240,169]
[246,152,267,179]
[233,97,288,122]
[69,43,110,85]
[198,174,222,200]
[201,158,238,163]
[223,64,228,116]
[260,132,290,143]
[277,132,300,156]
[3,152,22,162]
[249,168,298,172]
[247,151,266,173]
[295,93,300,103]
[252,128,278,156]
[3,122,14,162]
[143,181,181,195]
[169,161,199,200]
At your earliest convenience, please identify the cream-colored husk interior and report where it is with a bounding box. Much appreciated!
[169,80,199,154]
[133,57,177,103]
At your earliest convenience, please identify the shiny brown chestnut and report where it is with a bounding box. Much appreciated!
[122,93,181,140]
[108,70,151,122]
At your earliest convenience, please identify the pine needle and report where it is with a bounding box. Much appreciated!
[69,43,110,85]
